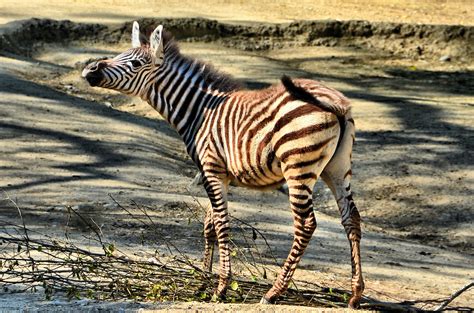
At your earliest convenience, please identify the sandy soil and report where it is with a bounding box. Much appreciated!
[0,0,473,26]
[0,1,473,312]
[1,39,473,311]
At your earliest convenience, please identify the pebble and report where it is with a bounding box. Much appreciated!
[439,55,451,62]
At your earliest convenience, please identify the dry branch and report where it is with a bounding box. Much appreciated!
[0,220,349,306]
[0,194,467,311]
[434,281,474,312]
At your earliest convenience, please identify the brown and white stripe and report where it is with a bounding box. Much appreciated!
[82,22,364,308]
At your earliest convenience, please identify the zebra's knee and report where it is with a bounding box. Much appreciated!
[304,212,317,234]
[204,226,216,242]
[341,209,362,241]
[204,209,217,240]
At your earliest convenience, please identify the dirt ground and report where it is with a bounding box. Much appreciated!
[0,1,473,312]
[0,0,473,26]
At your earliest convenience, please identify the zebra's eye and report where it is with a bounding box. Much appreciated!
[130,60,142,67]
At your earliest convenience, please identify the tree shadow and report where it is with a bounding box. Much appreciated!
[0,71,195,199]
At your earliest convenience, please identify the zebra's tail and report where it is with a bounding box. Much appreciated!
[281,75,349,117]
[281,75,350,151]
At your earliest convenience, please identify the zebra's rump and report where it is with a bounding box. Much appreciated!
[226,103,341,188]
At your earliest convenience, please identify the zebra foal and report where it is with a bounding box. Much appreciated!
[82,22,364,308]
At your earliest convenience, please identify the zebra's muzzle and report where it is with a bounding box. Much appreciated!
[83,71,103,87]
[82,61,106,87]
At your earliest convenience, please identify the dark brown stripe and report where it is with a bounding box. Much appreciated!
[273,105,322,134]
[204,161,223,168]
[280,136,336,163]
[274,120,338,152]
[291,199,312,210]
[291,194,308,200]
[290,250,303,258]
[287,172,317,181]
[291,185,312,193]
[285,155,325,170]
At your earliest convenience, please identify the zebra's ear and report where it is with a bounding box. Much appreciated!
[131,21,141,48]
[150,25,164,66]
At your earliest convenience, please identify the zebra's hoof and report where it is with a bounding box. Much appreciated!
[259,297,270,304]
[211,292,226,302]
[348,297,361,309]
[259,296,275,304]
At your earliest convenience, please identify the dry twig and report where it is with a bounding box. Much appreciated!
[0,194,466,311]
[434,281,474,312]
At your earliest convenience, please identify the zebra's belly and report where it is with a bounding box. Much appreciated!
[228,171,285,190]
[229,176,286,190]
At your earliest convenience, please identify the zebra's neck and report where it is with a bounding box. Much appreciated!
[142,54,232,164]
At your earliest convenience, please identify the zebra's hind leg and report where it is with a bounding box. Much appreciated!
[322,167,364,309]
[203,204,216,273]
[261,180,317,304]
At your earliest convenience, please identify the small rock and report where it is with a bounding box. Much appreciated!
[439,55,451,62]
[416,46,423,55]
[103,203,117,210]
[104,101,112,107]
[134,251,146,257]
[147,257,160,264]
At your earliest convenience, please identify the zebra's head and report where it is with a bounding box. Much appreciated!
[82,22,164,96]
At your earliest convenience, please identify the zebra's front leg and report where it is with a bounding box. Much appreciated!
[261,182,317,304]
[202,174,231,298]
[203,204,216,273]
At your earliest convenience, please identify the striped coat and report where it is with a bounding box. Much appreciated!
[82,22,364,308]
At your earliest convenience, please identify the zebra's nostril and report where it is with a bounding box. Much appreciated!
[96,61,107,70]
[82,62,104,86]
[86,60,107,73]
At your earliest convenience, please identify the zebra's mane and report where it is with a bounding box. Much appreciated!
[160,31,242,92]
